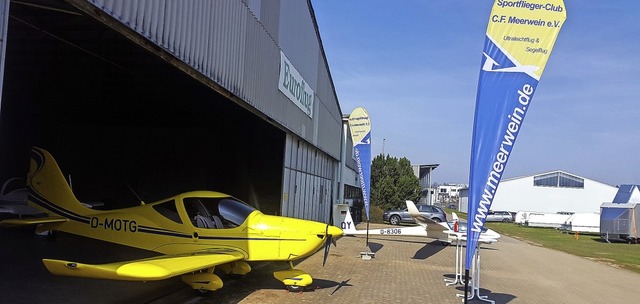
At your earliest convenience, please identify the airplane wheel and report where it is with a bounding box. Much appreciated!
[196,289,211,296]
[45,230,58,240]
[286,285,303,292]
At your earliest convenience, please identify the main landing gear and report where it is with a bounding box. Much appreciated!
[182,261,252,293]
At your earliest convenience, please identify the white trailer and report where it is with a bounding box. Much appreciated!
[526,213,572,228]
[561,213,600,233]
[600,184,640,243]
[514,211,543,225]
[600,202,640,243]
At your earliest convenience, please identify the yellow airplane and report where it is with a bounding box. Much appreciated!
[0,147,342,293]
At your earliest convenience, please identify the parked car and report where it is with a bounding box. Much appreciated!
[383,204,447,225]
[485,210,513,222]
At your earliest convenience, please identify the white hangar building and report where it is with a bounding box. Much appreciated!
[489,170,618,213]
[460,170,618,214]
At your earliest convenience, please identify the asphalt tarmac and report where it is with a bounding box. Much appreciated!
[1,223,639,304]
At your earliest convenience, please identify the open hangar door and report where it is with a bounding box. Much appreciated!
[0,1,284,215]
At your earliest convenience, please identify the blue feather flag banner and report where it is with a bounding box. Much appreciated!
[348,107,371,221]
[465,0,566,270]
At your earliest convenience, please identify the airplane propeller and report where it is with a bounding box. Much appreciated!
[322,224,338,267]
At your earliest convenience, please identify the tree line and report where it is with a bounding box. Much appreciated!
[370,154,422,211]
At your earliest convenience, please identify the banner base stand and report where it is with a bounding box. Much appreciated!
[456,248,494,303]
[360,248,375,260]
[360,246,376,261]
[445,234,464,286]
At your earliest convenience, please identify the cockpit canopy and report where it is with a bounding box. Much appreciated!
[152,195,256,229]
[184,197,255,228]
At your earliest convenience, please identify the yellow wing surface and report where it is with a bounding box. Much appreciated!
[42,251,245,281]
[0,217,67,226]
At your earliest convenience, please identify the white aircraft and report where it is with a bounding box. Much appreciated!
[0,177,102,218]
[341,200,500,245]
[0,178,37,217]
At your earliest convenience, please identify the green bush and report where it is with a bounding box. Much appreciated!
[362,205,385,224]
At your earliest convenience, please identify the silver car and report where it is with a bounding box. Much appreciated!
[485,210,513,222]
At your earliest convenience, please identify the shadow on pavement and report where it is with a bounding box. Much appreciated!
[367,241,384,253]
[454,286,517,303]
[411,239,447,260]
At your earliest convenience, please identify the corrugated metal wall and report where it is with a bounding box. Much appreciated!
[282,133,333,221]
[84,0,342,160]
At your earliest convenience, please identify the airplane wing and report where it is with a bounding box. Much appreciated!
[42,250,245,281]
[0,216,67,227]
[405,200,448,236]
[446,232,499,244]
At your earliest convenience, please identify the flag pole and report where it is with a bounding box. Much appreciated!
[366,219,370,248]
[462,0,566,302]
[348,107,373,260]
[464,269,469,304]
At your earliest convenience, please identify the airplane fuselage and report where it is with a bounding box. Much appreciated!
[33,190,336,262]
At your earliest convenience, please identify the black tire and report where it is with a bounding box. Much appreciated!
[45,230,58,240]
[502,218,510,223]
[389,215,401,225]
[196,289,211,296]
[432,217,442,223]
[286,285,304,292]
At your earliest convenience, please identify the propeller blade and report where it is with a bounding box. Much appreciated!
[322,234,332,267]
[322,223,342,267]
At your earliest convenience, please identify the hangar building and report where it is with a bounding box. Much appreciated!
[0,0,359,222]
[459,170,618,214]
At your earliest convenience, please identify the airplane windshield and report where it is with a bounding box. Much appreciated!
[218,198,256,226]
[184,197,255,228]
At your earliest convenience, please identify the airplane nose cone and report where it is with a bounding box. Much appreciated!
[328,225,343,237]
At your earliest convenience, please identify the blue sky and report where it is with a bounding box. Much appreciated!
[312,1,640,186]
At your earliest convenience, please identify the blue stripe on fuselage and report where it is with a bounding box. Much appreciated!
[28,192,90,224]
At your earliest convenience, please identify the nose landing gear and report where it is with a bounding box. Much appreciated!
[273,261,312,292]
